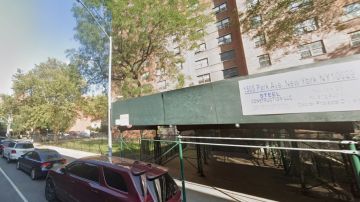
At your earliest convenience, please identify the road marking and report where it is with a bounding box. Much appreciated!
[0,166,29,202]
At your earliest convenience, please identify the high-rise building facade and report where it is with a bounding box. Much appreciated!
[159,0,248,91]
[238,0,360,75]
[157,0,360,91]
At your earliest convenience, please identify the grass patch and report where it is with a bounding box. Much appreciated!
[48,138,141,157]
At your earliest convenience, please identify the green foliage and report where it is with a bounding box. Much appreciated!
[0,94,16,119]
[70,0,212,98]
[12,59,85,136]
[67,0,111,91]
[239,0,340,52]
[0,94,17,134]
[80,95,107,121]
[176,74,186,89]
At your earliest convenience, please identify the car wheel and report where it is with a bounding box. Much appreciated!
[31,168,37,180]
[45,178,57,202]
[16,161,21,170]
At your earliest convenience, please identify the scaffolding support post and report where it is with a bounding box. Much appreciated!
[350,142,360,189]
[120,130,123,157]
[139,130,143,160]
[176,129,186,202]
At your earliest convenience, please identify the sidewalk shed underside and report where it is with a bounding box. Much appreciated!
[112,55,360,133]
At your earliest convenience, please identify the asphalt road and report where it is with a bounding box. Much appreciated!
[0,149,252,202]
[0,155,238,202]
[0,155,75,202]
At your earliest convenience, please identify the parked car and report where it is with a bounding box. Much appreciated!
[45,156,181,202]
[17,149,66,180]
[3,141,35,163]
[0,139,11,156]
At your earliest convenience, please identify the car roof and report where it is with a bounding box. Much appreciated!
[1,140,13,144]
[15,141,33,144]
[78,156,168,180]
[35,148,58,153]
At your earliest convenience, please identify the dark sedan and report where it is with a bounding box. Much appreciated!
[45,156,181,202]
[17,149,66,180]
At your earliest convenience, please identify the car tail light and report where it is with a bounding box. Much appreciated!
[11,150,16,154]
[41,162,52,168]
[60,159,66,164]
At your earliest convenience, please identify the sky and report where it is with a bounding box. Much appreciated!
[0,0,79,95]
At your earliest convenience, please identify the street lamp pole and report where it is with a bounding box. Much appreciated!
[76,0,113,157]
[108,36,113,157]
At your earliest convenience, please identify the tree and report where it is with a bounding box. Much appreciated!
[0,94,17,137]
[70,0,212,98]
[239,0,352,52]
[12,58,85,140]
[80,95,107,121]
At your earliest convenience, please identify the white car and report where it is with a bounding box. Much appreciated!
[3,141,35,163]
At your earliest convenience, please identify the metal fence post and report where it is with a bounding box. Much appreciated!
[177,134,186,202]
[350,142,360,189]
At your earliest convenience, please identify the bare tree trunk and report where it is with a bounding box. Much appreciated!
[6,115,12,137]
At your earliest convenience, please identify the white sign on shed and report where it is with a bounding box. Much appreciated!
[115,114,129,126]
[239,60,360,115]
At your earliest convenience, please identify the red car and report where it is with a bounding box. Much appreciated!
[45,156,181,202]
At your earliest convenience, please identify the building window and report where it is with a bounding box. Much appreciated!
[220,50,235,61]
[247,0,260,8]
[289,0,312,12]
[156,68,165,76]
[176,62,183,69]
[344,2,360,17]
[218,34,232,45]
[174,47,181,55]
[294,18,318,35]
[299,40,326,59]
[253,34,266,47]
[258,54,271,68]
[141,72,150,80]
[197,29,205,38]
[216,18,230,30]
[350,30,360,47]
[195,43,206,54]
[195,58,208,69]
[198,73,211,84]
[158,80,167,90]
[213,2,227,14]
[223,67,239,79]
[251,15,262,28]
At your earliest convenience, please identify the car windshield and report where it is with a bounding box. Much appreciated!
[15,143,34,149]
[40,151,61,161]
[147,173,178,202]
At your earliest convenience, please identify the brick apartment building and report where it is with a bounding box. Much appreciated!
[156,0,360,91]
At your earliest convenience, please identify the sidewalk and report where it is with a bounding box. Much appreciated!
[36,144,100,158]
[37,144,276,202]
